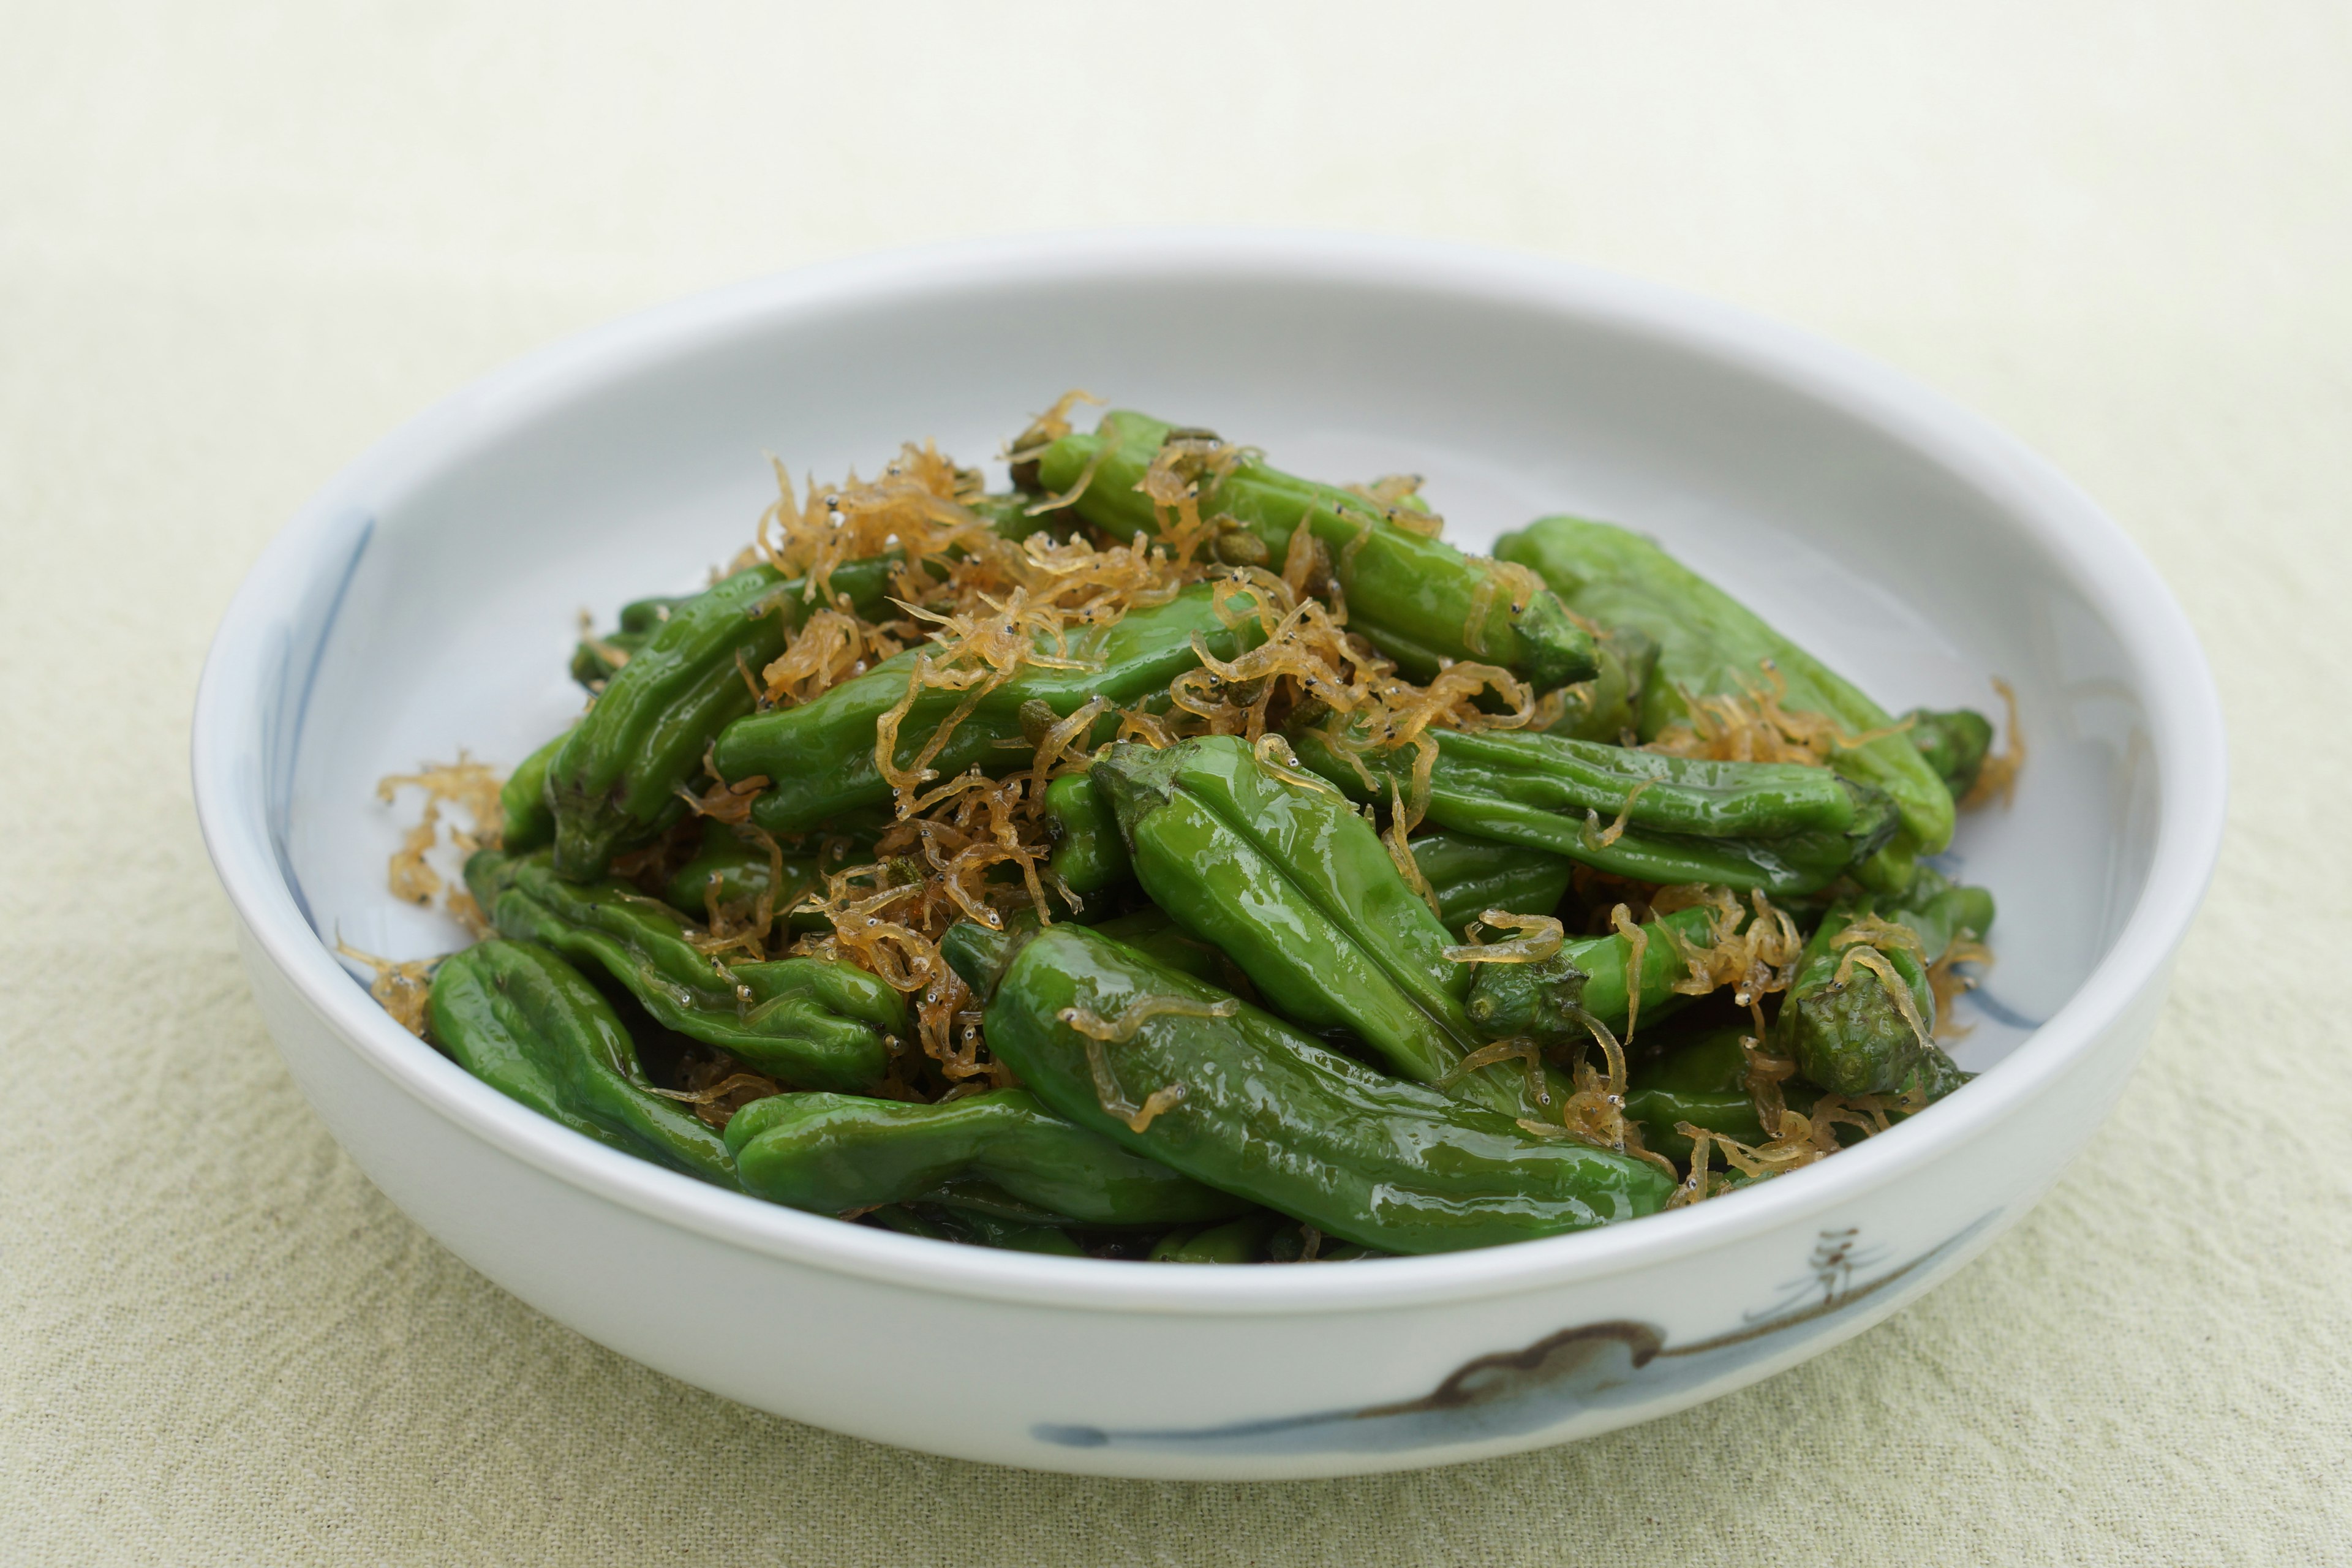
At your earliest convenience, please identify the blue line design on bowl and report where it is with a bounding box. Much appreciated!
[1961,990,2043,1030]
[1034,1210,1999,1456]
[261,508,374,941]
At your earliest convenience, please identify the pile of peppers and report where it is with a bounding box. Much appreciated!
[396,405,2011,1262]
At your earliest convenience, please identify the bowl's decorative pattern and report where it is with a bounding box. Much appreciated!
[1035,1210,2000,1456]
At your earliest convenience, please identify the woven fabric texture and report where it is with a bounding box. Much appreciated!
[2,4,2346,1562]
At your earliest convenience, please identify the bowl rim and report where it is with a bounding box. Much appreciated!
[191,227,2228,1316]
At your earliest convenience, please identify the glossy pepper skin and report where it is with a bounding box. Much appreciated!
[713,582,1264,839]
[659,820,826,927]
[1548,625,1658,744]
[467,848,903,1092]
[571,596,681,691]
[1494,516,1954,884]
[1091,735,1548,1120]
[1149,1213,1285,1264]
[944,919,1673,1254]
[429,939,737,1186]
[1292,725,1896,896]
[1044,774,1130,897]
[498,727,569,854]
[722,1087,1250,1226]
[1036,412,1598,690]
[546,556,894,881]
[1086,907,1232,988]
[1779,869,1992,1099]
[1904,706,1996,800]
[1408,830,1574,939]
[1463,906,1719,1043]
[1623,1022,1776,1162]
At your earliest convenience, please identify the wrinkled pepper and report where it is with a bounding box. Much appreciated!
[1044,773,1129,897]
[1090,734,1553,1120]
[659,818,827,927]
[546,556,894,880]
[1462,905,1721,1044]
[1494,516,1953,883]
[467,848,903,1092]
[713,582,1265,838]
[1409,829,1576,938]
[1903,706,1996,801]
[944,919,1674,1254]
[723,1087,1249,1226]
[1086,907,1232,989]
[1292,725,1896,895]
[497,726,569,854]
[1547,624,1658,744]
[1037,411,1598,689]
[571,595,682,691]
[1621,1022,1774,1162]
[1777,868,1992,1099]
[429,938,737,1186]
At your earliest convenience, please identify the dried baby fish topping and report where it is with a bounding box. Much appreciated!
[377,755,507,914]
[1645,660,1909,767]
[1651,884,1805,1006]
[1442,911,1566,965]
[1581,780,1654,851]
[336,938,435,1038]
[1926,931,1994,1038]
[1059,993,1242,1044]
[1961,676,2026,809]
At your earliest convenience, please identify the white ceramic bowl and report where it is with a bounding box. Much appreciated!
[191,231,2225,1479]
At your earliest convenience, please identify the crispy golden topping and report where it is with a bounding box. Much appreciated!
[1646,660,1909,767]
[649,1067,786,1131]
[1926,931,1994,1038]
[1961,676,2026,809]
[1005,388,1101,470]
[336,939,435,1037]
[1651,885,1805,1008]
[1610,903,1650,1047]
[1581,780,1653,851]
[1058,993,1241,1044]
[1442,911,1566,965]
[377,755,506,915]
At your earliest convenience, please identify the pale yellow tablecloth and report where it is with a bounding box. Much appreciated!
[4,4,2346,1561]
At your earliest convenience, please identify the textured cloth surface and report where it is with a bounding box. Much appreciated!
[3,4,2348,1562]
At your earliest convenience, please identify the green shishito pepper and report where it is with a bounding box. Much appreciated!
[1036,412,1598,690]
[1548,625,1658,744]
[1149,1213,1286,1264]
[1622,1022,1781,1162]
[943,920,1672,1254]
[571,596,682,691]
[498,726,570,854]
[722,1087,1249,1226]
[1408,829,1575,938]
[1044,774,1129,897]
[1778,868,1992,1099]
[1494,516,1953,884]
[467,848,903,1093]
[659,819,827,927]
[429,939,737,1186]
[1091,734,1550,1120]
[546,556,894,881]
[877,1206,1088,1255]
[712,582,1265,839]
[1087,907,1232,989]
[1463,906,1721,1044]
[1291,725,1895,896]
[1903,706,1996,801]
